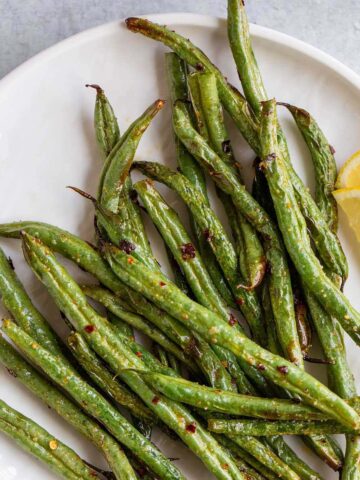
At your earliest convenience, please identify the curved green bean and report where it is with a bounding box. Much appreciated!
[0,336,136,480]
[280,103,338,231]
[98,98,164,212]
[87,83,120,158]
[0,245,66,359]
[227,0,266,115]
[0,398,100,480]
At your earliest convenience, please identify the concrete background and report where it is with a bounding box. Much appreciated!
[1,0,360,79]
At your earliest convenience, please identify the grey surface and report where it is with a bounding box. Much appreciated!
[1,0,360,79]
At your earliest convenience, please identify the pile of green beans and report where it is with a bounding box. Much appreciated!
[1,2,360,478]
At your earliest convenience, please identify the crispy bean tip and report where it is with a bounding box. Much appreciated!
[67,186,96,203]
[125,17,140,30]
[85,84,103,94]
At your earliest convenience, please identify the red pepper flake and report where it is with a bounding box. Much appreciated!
[180,243,196,260]
[257,363,266,371]
[159,281,166,287]
[203,228,214,242]
[235,298,244,306]
[119,239,136,254]
[152,396,160,405]
[127,257,134,264]
[135,351,143,358]
[84,325,96,334]
[221,463,229,470]
[228,314,237,326]
[185,422,197,433]
[277,365,289,374]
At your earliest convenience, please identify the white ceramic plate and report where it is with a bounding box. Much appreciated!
[0,13,359,480]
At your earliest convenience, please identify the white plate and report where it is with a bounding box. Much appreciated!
[0,13,359,480]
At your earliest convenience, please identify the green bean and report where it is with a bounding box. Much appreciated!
[227,0,266,115]
[82,284,192,368]
[165,52,235,308]
[98,98,164,213]
[0,245,66,359]
[265,436,323,480]
[189,71,266,290]
[66,331,153,423]
[260,279,282,356]
[0,398,100,480]
[280,103,338,231]
[304,286,360,477]
[170,102,302,365]
[126,17,259,151]
[3,320,185,480]
[293,282,312,357]
[87,84,121,158]
[104,244,360,430]
[135,371,338,420]
[0,336,136,480]
[21,233,248,480]
[259,99,360,345]
[208,418,355,436]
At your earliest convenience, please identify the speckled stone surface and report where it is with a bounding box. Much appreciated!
[1,0,360,79]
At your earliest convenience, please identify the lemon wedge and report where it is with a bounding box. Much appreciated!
[333,188,360,241]
[336,150,360,188]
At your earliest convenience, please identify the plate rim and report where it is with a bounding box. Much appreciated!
[1,12,360,101]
